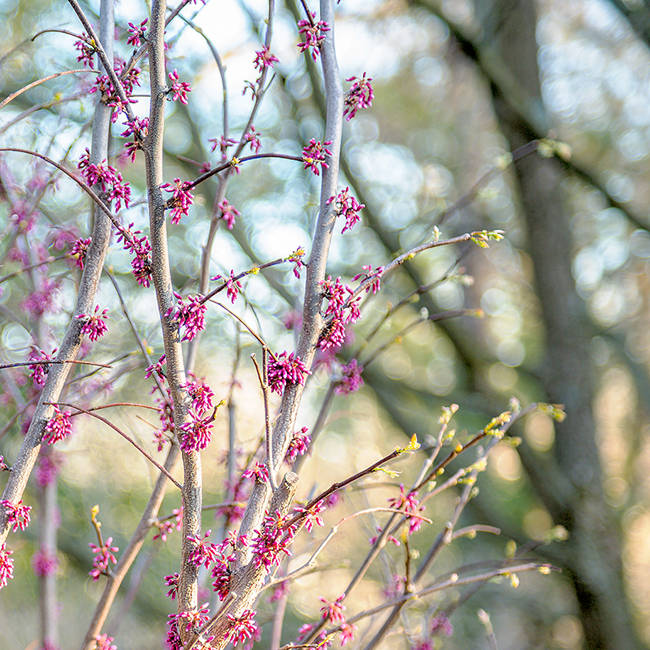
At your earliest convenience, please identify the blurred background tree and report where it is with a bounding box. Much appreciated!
[0,0,648,648]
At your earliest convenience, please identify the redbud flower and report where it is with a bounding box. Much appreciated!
[179,410,214,453]
[116,222,153,287]
[353,265,384,294]
[187,530,220,568]
[164,572,179,599]
[285,426,311,463]
[76,305,109,341]
[0,456,7,472]
[336,359,364,395]
[74,33,97,69]
[328,187,364,233]
[36,453,61,487]
[161,178,194,224]
[431,612,454,637]
[267,351,310,395]
[182,377,214,416]
[28,348,57,387]
[244,125,262,153]
[170,294,206,342]
[218,199,241,230]
[69,237,92,270]
[242,461,269,484]
[251,510,297,569]
[302,139,332,175]
[1,499,31,532]
[88,537,118,580]
[226,269,242,304]
[297,13,330,61]
[226,609,259,646]
[340,622,357,646]
[293,499,325,532]
[0,544,14,590]
[43,405,73,445]
[168,69,191,104]
[287,246,306,279]
[120,117,149,162]
[153,507,182,542]
[145,354,167,382]
[387,485,426,535]
[270,580,289,602]
[77,149,131,211]
[320,594,346,624]
[126,19,148,47]
[344,73,374,120]
[93,633,117,650]
[176,603,210,636]
[32,549,58,577]
[209,135,237,159]
[253,46,279,72]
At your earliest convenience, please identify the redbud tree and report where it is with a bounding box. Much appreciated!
[0,0,563,648]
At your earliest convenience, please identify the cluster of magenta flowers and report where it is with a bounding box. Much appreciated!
[1,499,31,533]
[69,237,92,270]
[152,387,174,452]
[179,410,214,453]
[168,69,191,104]
[162,178,194,224]
[154,507,183,543]
[226,270,242,304]
[43,405,73,445]
[168,293,206,342]
[387,484,426,535]
[244,125,262,153]
[267,351,310,395]
[218,199,241,230]
[116,222,153,288]
[287,247,306,279]
[76,305,109,341]
[302,139,333,175]
[28,347,56,387]
[353,264,384,295]
[285,426,311,463]
[126,18,148,47]
[32,549,58,577]
[297,593,356,646]
[36,453,60,487]
[166,603,210,649]
[74,33,97,68]
[0,544,14,590]
[328,186,364,233]
[336,359,364,395]
[292,499,325,533]
[93,633,117,650]
[90,58,141,118]
[88,537,118,581]
[209,134,237,159]
[251,510,297,569]
[77,149,131,212]
[22,277,60,319]
[344,73,374,120]
[318,276,361,351]
[183,376,215,415]
[242,461,269,484]
[120,116,149,162]
[226,609,260,646]
[411,613,454,648]
[253,46,279,73]
[297,12,330,60]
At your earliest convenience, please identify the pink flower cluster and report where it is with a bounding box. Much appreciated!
[168,69,191,104]
[353,264,384,294]
[218,199,241,230]
[183,376,215,415]
[293,499,325,533]
[251,510,297,570]
[244,126,262,153]
[267,351,310,395]
[116,222,153,288]
[226,270,242,304]
[242,461,269,484]
[297,13,330,60]
[167,603,210,648]
[28,347,56,387]
[36,453,61,487]
[336,359,364,395]
[387,485,426,535]
[179,410,214,453]
[120,117,149,162]
[328,187,364,233]
[32,549,58,577]
[253,46,279,72]
[153,507,182,542]
[90,59,141,119]
[226,609,260,646]
[43,405,73,445]
[169,294,206,342]
[69,237,92,270]
[152,389,174,452]
[76,305,109,341]
[77,149,131,211]
[209,135,237,160]
[287,247,306,279]
[126,19,148,47]
[285,426,311,463]
[0,544,14,590]
[74,33,97,69]
[302,139,333,176]
[1,499,31,532]
[93,633,117,650]
[89,537,119,581]
[161,178,194,224]
[318,276,361,351]
[164,572,179,599]
[344,73,374,120]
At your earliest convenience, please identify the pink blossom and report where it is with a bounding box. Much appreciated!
[32,550,58,577]
[270,580,289,603]
[36,453,61,487]
[76,305,109,341]
[285,426,311,463]
[297,13,330,61]
[120,117,149,162]
[182,376,214,416]
[93,633,117,650]
[336,359,364,395]
[179,410,214,453]
[328,187,364,233]
[340,622,357,646]
[244,125,262,153]
[116,222,153,287]
[28,348,57,387]
[43,406,73,445]
[126,19,148,47]
[251,510,297,569]
[253,46,279,72]
[287,246,306,279]
[88,537,118,580]
[168,69,191,104]
[431,612,453,637]
[353,264,384,294]
[242,461,269,484]
[320,594,346,624]
[218,199,241,230]
[74,33,97,69]
[161,178,194,224]
[22,278,60,318]
[344,73,374,120]
[293,499,325,533]
[283,310,302,330]
[267,351,310,395]
[164,572,179,600]
[187,530,220,568]
[175,603,210,637]
[69,237,92,270]
[1,499,31,532]
[318,276,361,351]
[0,544,14,589]
[225,269,242,304]
[302,139,332,175]
[387,485,426,535]
[209,135,237,160]
[226,609,259,646]
[170,294,206,342]
[77,149,131,211]
[384,573,407,599]
[145,355,167,382]
[153,507,182,542]
[0,456,7,472]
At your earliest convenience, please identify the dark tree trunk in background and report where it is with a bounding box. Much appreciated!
[478,0,642,647]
